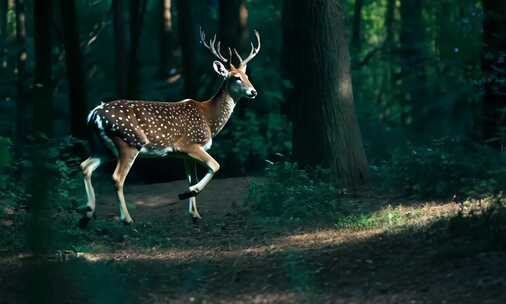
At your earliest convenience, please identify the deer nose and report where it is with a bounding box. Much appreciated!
[248,89,257,98]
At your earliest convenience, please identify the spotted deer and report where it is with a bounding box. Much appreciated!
[79,29,260,227]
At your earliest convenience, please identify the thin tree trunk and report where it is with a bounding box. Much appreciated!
[400,0,426,130]
[33,0,53,137]
[351,0,364,51]
[159,0,173,76]
[281,1,296,120]
[0,0,7,68]
[60,0,87,139]
[385,0,395,49]
[481,0,506,149]
[15,0,27,142]
[438,0,453,60]
[127,0,147,98]
[219,0,248,54]
[177,0,201,98]
[31,0,53,259]
[112,0,128,97]
[383,0,396,122]
[283,0,368,188]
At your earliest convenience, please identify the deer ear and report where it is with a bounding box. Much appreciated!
[213,61,229,77]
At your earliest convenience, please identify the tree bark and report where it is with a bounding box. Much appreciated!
[127,0,147,98]
[481,0,506,149]
[219,0,248,55]
[351,0,364,51]
[158,0,173,76]
[33,0,53,137]
[283,0,368,188]
[0,0,7,68]
[400,0,426,129]
[177,0,201,98]
[60,0,87,139]
[14,0,27,142]
[112,0,128,97]
[385,0,395,49]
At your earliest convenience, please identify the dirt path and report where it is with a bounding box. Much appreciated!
[1,177,506,304]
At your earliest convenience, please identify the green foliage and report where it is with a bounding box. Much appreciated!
[377,137,506,198]
[247,162,339,221]
[0,137,85,251]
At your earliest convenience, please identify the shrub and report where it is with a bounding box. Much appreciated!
[376,137,506,198]
[247,162,340,221]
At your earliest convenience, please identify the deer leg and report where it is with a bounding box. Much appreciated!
[112,139,139,225]
[184,159,202,219]
[79,156,103,227]
[178,145,220,200]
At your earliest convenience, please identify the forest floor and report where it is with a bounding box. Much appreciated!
[1,177,506,303]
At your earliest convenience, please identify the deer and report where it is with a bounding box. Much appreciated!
[78,29,260,228]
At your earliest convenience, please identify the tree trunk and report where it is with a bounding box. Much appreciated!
[33,0,53,137]
[158,0,173,76]
[400,0,426,130]
[15,0,27,142]
[437,0,455,60]
[481,0,506,149]
[382,0,396,122]
[177,0,201,98]
[60,0,87,139]
[283,0,368,188]
[351,0,364,51]
[281,1,296,120]
[112,0,128,97]
[127,0,147,98]
[0,0,7,68]
[219,0,248,54]
[385,0,395,49]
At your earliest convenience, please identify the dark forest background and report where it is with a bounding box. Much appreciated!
[0,0,504,183]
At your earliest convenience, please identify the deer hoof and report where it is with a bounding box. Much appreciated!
[76,205,93,215]
[122,218,134,226]
[78,216,92,229]
[178,190,198,200]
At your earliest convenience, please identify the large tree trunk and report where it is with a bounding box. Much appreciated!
[60,0,87,139]
[158,0,173,76]
[112,0,128,97]
[351,0,364,51]
[15,0,27,142]
[177,0,201,98]
[219,0,248,54]
[400,0,426,129]
[127,0,147,98]
[481,0,506,149]
[283,0,368,188]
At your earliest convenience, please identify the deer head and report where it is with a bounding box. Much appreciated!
[200,28,261,100]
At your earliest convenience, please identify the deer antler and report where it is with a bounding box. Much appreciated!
[200,28,229,63]
[235,30,261,68]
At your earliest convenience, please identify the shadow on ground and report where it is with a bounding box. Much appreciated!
[1,177,505,303]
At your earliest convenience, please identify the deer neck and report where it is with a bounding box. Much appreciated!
[207,81,237,136]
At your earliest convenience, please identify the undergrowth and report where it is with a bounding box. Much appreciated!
[247,162,341,222]
[375,137,506,199]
